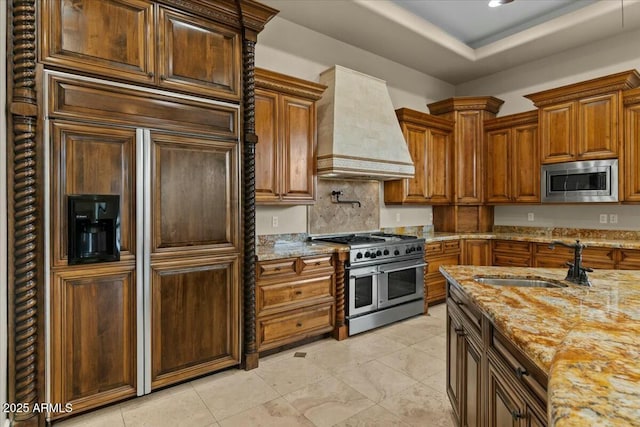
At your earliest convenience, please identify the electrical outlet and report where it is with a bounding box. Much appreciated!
[609,214,618,224]
[527,212,535,222]
[272,216,279,228]
[395,213,401,223]
[599,214,608,224]
[428,211,433,223]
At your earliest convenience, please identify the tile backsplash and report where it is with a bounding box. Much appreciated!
[308,179,379,235]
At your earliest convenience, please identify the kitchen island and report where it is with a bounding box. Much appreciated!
[440,265,640,426]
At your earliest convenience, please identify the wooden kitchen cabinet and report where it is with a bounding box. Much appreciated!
[526,70,640,164]
[255,68,326,204]
[533,243,616,269]
[424,240,460,308]
[623,88,640,202]
[463,239,491,266]
[485,111,540,204]
[384,109,454,204]
[617,249,640,269]
[256,255,336,351]
[41,0,242,100]
[492,240,533,267]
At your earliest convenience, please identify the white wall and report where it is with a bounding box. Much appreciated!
[457,28,640,230]
[2,4,9,425]
[255,17,455,235]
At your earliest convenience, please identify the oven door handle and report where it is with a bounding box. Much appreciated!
[349,271,382,280]
[380,263,427,274]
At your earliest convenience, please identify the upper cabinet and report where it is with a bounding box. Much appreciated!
[255,68,326,204]
[484,111,540,204]
[526,70,640,164]
[41,0,242,101]
[623,88,640,202]
[384,108,454,205]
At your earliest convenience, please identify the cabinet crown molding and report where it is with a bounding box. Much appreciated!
[484,110,538,131]
[255,68,327,100]
[395,108,454,131]
[427,96,504,115]
[623,86,640,105]
[525,69,640,106]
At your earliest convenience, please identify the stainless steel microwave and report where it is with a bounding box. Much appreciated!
[541,159,618,203]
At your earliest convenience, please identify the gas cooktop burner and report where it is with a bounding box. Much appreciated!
[314,234,385,245]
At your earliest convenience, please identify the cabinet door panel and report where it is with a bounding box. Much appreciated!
[50,266,137,416]
[51,121,136,266]
[578,93,618,159]
[150,132,238,255]
[464,339,482,427]
[281,95,316,202]
[447,307,462,422]
[42,0,155,84]
[427,127,454,203]
[255,89,280,203]
[157,7,240,100]
[540,102,575,163]
[486,129,511,203]
[624,104,640,201]
[456,111,483,203]
[463,240,491,266]
[488,363,522,427]
[404,123,429,202]
[512,124,540,202]
[151,256,240,389]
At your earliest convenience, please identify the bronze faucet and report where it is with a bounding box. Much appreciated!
[548,239,592,286]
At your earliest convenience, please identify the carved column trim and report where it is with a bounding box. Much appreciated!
[8,0,43,426]
[333,252,349,340]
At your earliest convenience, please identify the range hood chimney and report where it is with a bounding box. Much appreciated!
[316,65,415,180]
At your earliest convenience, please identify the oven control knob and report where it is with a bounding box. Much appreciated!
[356,252,363,259]
[394,249,400,256]
[405,248,411,254]
[371,253,376,259]
[376,250,382,256]
[416,245,422,252]
[364,251,371,258]
[383,249,389,255]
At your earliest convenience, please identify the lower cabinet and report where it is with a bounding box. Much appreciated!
[492,240,532,267]
[425,240,461,307]
[463,239,491,266]
[256,255,336,351]
[447,280,548,427]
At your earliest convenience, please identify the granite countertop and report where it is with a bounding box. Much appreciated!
[439,265,640,427]
[424,232,640,249]
[256,241,349,261]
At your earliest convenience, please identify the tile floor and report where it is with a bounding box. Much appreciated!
[54,304,455,427]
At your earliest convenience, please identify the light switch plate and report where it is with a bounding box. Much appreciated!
[599,214,608,224]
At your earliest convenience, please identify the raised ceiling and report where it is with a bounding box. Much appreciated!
[261,0,640,84]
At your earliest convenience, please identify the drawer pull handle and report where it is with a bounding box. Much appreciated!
[295,290,303,295]
[315,262,321,265]
[515,367,528,379]
[296,322,303,327]
[511,410,524,420]
[147,72,155,78]
[274,267,281,271]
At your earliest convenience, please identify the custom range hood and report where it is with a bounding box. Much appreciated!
[316,65,415,180]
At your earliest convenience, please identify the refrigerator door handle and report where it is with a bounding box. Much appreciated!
[135,128,145,396]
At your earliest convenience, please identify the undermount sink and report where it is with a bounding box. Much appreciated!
[473,276,568,288]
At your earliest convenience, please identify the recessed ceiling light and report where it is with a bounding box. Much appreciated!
[489,0,514,7]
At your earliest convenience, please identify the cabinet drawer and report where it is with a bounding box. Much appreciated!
[257,304,334,351]
[300,255,333,273]
[493,240,531,254]
[443,240,460,253]
[493,253,531,267]
[618,249,640,269]
[257,259,297,279]
[425,241,443,256]
[490,327,548,408]
[427,254,460,273]
[258,275,333,313]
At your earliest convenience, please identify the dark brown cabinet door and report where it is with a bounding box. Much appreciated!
[488,362,524,427]
[402,123,430,202]
[464,239,491,266]
[455,111,483,204]
[486,129,511,203]
[427,126,454,203]
[280,95,316,203]
[157,7,241,100]
[150,256,240,389]
[624,103,640,202]
[512,123,540,203]
[42,0,155,84]
[447,308,462,422]
[463,338,482,427]
[577,93,619,159]
[50,266,137,418]
[50,121,137,266]
[149,131,239,257]
[540,102,575,164]
[255,88,281,202]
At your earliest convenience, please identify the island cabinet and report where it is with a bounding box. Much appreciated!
[492,240,533,267]
[255,68,326,204]
[424,240,461,308]
[447,280,549,427]
[255,255,336,351]
[41,0,244,101]
[384,109,454,205]
[525,70,640,164]
[623,88,640,202]
[484,111,540,204]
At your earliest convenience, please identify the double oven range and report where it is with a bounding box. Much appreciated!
[313,233,426,335]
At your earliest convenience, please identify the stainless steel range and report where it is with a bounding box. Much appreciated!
[313,233,426,335]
